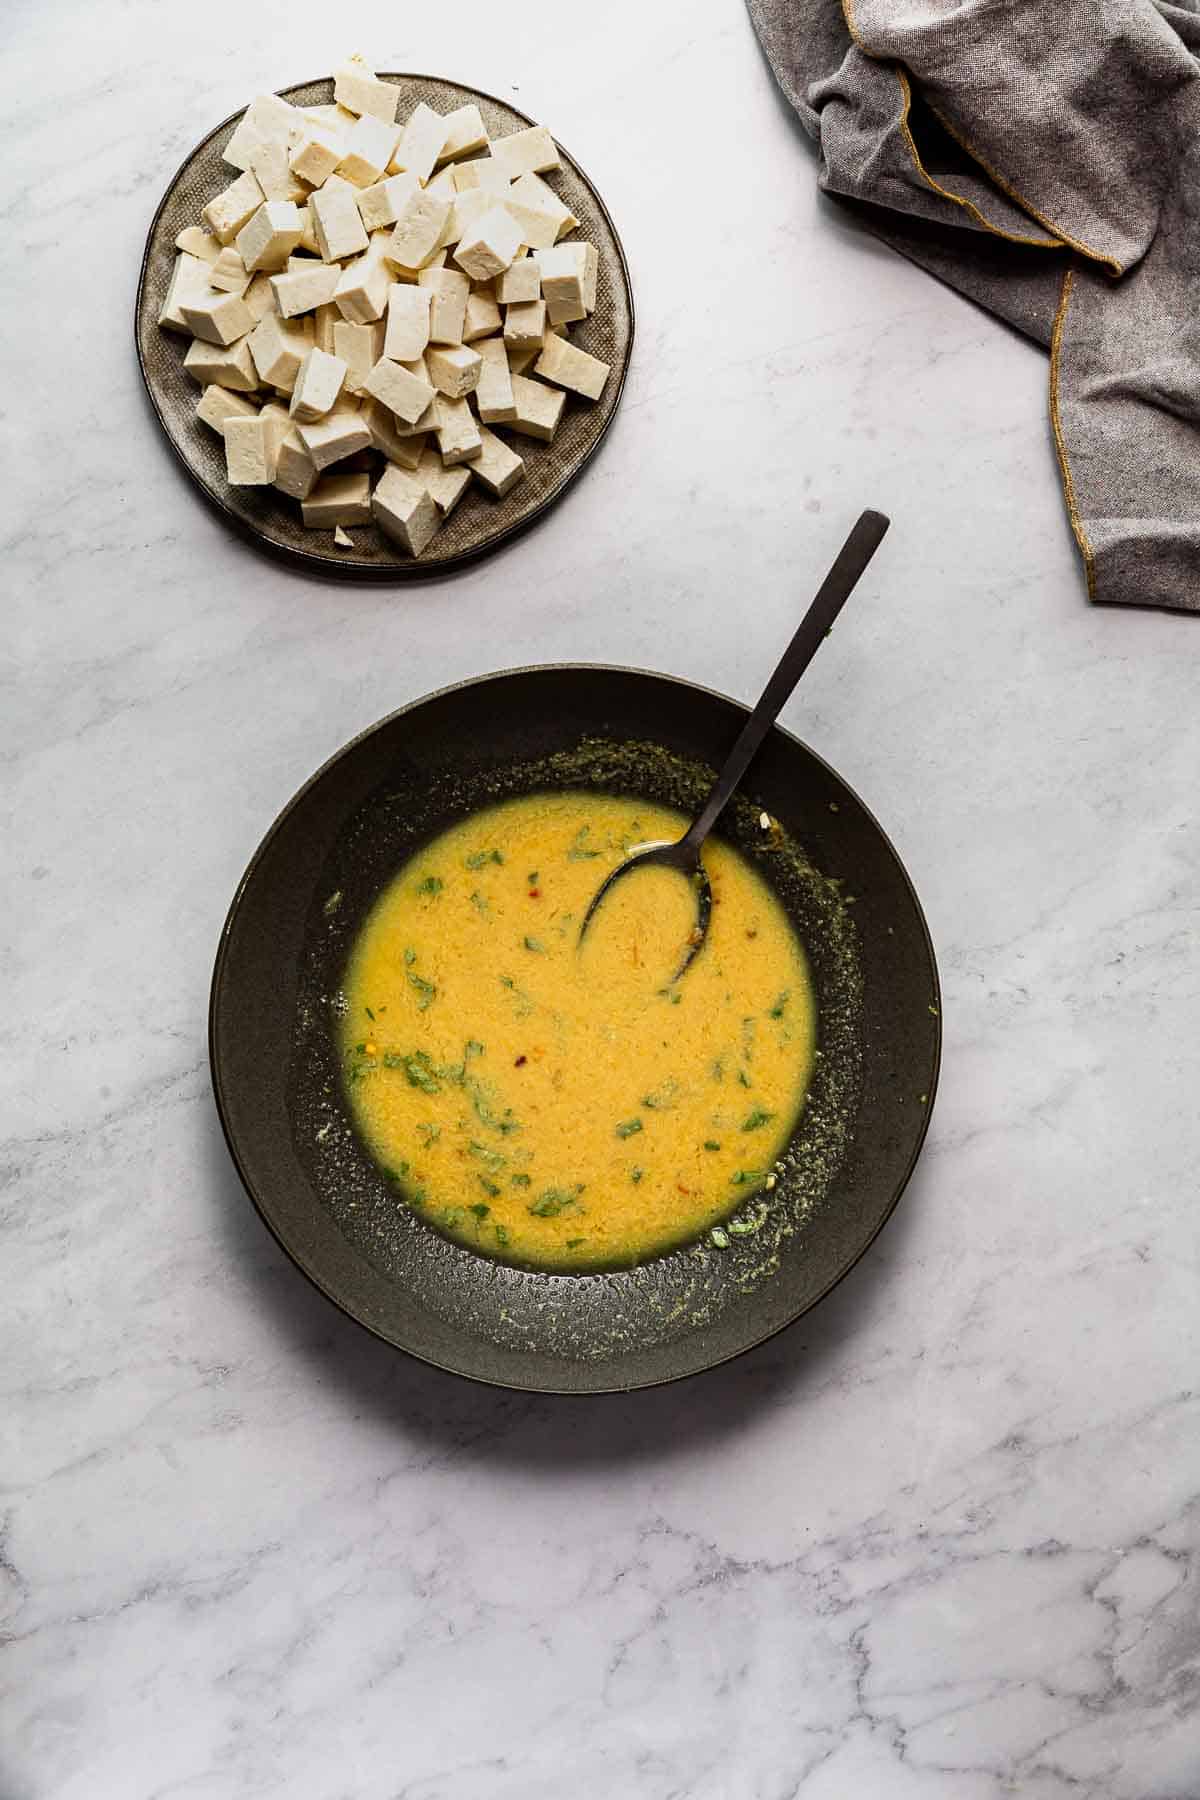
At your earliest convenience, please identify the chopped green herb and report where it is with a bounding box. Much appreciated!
[469,1202,491,1220]
[641,1078,681,1111]
[407,971,437,1010]
[768,990,790,1019]
[567,825,601,860]
[465,1039,485,1058]
[742,1107,775,1132]
[470,891,490,915]
[354,1041,367,1054]
[615,1118,643,1139]
[731,1169,763,1186]
[494,1223,510,1247]
[477,1177,501,1198]
[397,1051,441,1094]
[441,1206,464,1228]
[729,1202,769,1236]
[384,1162,409,1183]
[523,936,546,953]
[404,948,416,966]
[630,1167,644,1185]
[710,1225,730,1248]
[416,875,444,897]
[510,1173,532,1188]
[466,848,504,869]
[527,870,539,884]
[416,1121,440,1145]
[565,1238,585,1249]
[468,1080,520,1135]
[468,1140,507,1172]
[737,1069,753,1089]
[670,992,682,1005]
[703,1140,721,1152]
[528,1187,580,1217]
[364,1006,375,1021]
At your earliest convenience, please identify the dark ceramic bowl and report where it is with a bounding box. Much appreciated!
[210,667,940,1391]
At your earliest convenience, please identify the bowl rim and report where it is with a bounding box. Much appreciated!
[209,663,942,1392]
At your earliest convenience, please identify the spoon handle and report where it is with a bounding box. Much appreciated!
[682,509,890,853]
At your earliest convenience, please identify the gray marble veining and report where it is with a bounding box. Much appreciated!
[2,2,1198,1796]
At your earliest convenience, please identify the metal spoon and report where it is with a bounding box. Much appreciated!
[579,509,890,978]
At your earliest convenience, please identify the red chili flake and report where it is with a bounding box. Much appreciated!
[677,1184,692,1196]
[514,1054,528,1067]
[528,887,541,898]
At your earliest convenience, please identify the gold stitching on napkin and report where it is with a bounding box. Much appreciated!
[1049,266,1097,599]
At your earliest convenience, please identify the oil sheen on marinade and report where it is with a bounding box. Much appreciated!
[339,792,816,1270]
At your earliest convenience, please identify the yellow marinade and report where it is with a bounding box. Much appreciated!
[339,792,816,1270]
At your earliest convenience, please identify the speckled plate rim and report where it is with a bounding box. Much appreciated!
[135,76,635,582]
[209,664,942,1393]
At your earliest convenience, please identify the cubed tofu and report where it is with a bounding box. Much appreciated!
[503,185,561,252]
[223,93,299,173]
[202,169,265,245]
[372,463,441,555]
[183,335,259,390]
[363,357,437,426]
[418,265,469,344]
[390,102,449,184]
[496,255,541,305]
[248,138,307,202]
[504,299,546,350]
[355,171,418,232]
[443,188,495,251]
[473,336,517,422]
[259,399,292,477]
[534,330,610,400]
[289,347,347,421]
[313,302,339,353]
[180,284,255,346]
[296,204,320,254]
[289,127,344,187]
[310,175,369,263]
[270,262,342,317]
[361,397,427,468]
[469,424,525,497]
[175,225,221,263]
[507,373,566,442]
[304,102,358,138]
[454,205,523,281]
[337,113,402,187]
[537,241,598,323]
[236,199,304,273]
[489,125,560,182]
[195,385,260,434]
[424,165,457,201]
[247,312,312,390]
[462,287,502,342]
[510,170,578,241]
[415,447,471,516]
[158,251,214,332]
[426,343,481,398]
[333,56,399,124]
[437,103,488,162]
[273,425,319,498]
[432,393,482,464]
[225,414,272,485]
[243,272,276,322]
[301,472,373,526]
[505,342,540,376]
[209,247,250,293]
[296,407,372,470]
[383,284,432,362]
[387,189,451,271]
[334,233,393,322]
[451,157,511,194]
[333,320,385,394]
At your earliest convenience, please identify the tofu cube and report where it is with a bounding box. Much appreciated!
[289,127,343,188]
[209,247,250,293]
[506,343,540,376]
[304,103,357,138]
[175,225,220,264]
[438,103,488,163]
[196,385,260,435]
[289,347,347,422]
[270,262,342,318]
[296,408,372,470]
[355,172,418,232]
[508,373,566,442]
[249,139,307,203]
[338,113,402,187]
[334,234,393,323]
[504,299,546,351]
[296,204,320,255]
[469,424,525,497]
[537,241,598,323]
[383,284,432,362]
[247,313,311,391]
[202,169,265,244]
[432,393,482,464]
[462,288,502,342]
[333,57,399,124]
[313,302,339,353]
[333,526,354,547]
[301,472,372,527]
[418,265,469,344]
[510,170,578,241]
[454,206,523,281]
[310,175,369,263]
[372,464,441,555]
[388,189,451,272]
[242,272,276,322]
[333,320,385,394]
[364,357,437,426]
[258,399,292,477]
[158,251,213,332]
[273,426,319,498]
[390,102,449,184]
[472,336,517,423]
[451,157,511,195]
[180,285,255,346]
[503,186,561,252]
[223,93,299,173]
[534,330,610,400]
[224,414,272,485]
[496,255,541,306]
[416,448,470,515]
[236,199,304,273]
[489,125,560,182]
[426,343,481,399]
[183,336,259,390]
[361,397,426,468]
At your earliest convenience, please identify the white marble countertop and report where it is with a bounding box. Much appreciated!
[5,3,1199,1796]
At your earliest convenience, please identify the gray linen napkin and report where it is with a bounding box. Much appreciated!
[748,0,1200,611]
